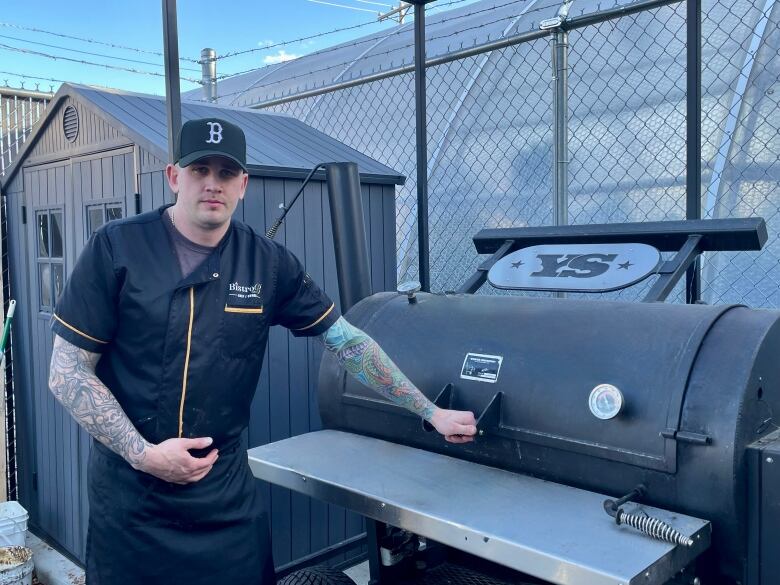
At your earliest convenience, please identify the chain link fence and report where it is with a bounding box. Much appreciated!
[0,88,51,177]
[255,0,779,306]
[0,87,50,500]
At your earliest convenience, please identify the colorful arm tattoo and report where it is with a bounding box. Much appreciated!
[320,317,436,420]
[49,335,151,467]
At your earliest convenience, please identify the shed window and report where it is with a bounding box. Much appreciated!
[50,211,63,258]
[86,202,124,237]
[37,214,49,257]
[35,208,64,313]
[39,265,51,309]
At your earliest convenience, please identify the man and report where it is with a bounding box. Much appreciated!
[48,117,477,585]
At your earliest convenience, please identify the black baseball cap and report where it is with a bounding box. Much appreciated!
[175,117,247,172]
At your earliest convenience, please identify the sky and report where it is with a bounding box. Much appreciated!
[0,0,481,97]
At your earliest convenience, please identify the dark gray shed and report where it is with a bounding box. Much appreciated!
[0,83,403,569]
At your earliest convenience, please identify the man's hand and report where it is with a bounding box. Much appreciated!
[429,408,477,443]
[134,437,219,484]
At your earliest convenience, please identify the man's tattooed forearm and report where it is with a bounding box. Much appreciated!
[321,317,435,419]
[48,336,149,466]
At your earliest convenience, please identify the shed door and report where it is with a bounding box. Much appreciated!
[23,147,135,560]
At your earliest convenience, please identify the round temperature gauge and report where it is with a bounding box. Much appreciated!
[588,384,624,420]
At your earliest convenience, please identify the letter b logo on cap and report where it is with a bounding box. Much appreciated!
[206,121,223,144]
[176,117,247,171]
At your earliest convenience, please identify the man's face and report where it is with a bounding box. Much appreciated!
[166,156,248,231]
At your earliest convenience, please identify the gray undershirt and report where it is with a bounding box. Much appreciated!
[163,209,215,279]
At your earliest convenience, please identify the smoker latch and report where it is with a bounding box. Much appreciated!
[661,429,712,445]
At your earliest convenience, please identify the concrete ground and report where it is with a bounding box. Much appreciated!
[25,532,367,585]
[343,560,370,584]
[27,533,84,585]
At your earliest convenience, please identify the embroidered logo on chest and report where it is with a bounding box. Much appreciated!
[229,281,262,298]
[226,281,263,311]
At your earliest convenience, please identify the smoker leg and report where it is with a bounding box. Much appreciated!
[365,519,384,585]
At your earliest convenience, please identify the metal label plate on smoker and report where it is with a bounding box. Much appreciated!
[461,353,503,383]
[488,243,660,292]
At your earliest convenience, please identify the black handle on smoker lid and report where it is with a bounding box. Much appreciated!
[422,386,503,439]
[422,383,455,432]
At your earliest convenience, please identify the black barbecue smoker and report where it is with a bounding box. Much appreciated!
[248,164,780,585]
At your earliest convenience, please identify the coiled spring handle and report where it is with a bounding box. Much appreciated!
[604,485,694,547]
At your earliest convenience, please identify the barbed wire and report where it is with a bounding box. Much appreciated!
[0,21,200,63]
[0,43,202,84]
[214,0,477,60]
[212,2,547,101]
[0,70,117,92]
[0,33,203,73]
[216,0,533,83]
[0,72,59,92]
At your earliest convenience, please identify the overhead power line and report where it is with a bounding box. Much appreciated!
[379,2,413,24]
[353,0,394,6]
[214,1,546,102]
[0,21,200,63]
[305,0,379,13]
[0,33,202,72]
[215,17,530,102]
[217,0,528,82]
[217,18,382,60]
[215,0,475,60]
[0,43,202,84]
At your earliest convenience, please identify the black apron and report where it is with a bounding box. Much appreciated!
[52,209,339,584]
[85,438,275,585]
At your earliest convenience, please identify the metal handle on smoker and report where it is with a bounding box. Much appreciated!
[422,383,503,437]
[422,383,454,432]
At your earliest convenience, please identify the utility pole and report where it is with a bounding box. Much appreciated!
[378,2,412,24]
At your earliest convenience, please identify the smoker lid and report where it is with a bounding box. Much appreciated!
[248,430,710,585]
[332,294,740,473]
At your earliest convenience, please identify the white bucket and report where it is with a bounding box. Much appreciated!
[0,503,27,548]
[0,547,33,585]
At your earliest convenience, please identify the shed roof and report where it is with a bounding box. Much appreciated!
[1,83,404,189]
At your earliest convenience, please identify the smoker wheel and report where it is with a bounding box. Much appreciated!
[278,566,357,585]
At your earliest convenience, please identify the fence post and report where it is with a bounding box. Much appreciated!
[161,0,182,164]
[686,0,702,302]
[551,29,570,228]
[412,1,431,292]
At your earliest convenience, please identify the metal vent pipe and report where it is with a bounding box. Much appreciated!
[201,48,217,102]
[325,162,372,312]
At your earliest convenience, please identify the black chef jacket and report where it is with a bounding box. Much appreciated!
[51,205,340,585]
[52,205,339,446]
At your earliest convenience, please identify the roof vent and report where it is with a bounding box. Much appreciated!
[63,106,79,143]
